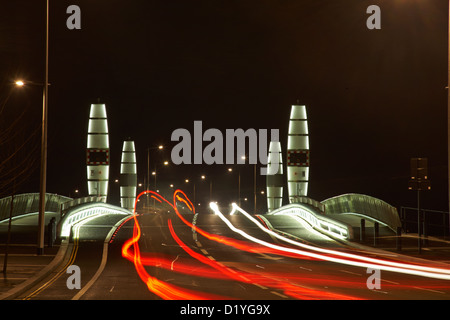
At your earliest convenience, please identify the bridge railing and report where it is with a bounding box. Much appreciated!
[60,196,106,217]
[59,202,132,238]
[400,207,449,237]
[0,193,72,222]
[268,203,353,240]
[321,193,402,232]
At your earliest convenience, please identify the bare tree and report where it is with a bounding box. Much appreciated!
[0,83,40,197]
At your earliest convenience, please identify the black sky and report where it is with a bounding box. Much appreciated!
[1,0,448,212]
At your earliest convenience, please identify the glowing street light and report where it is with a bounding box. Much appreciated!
[15,80,24,87]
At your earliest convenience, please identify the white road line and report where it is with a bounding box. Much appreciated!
[381,279,399,285]
[298,266,312,272]
[171,254,180,270]
[413,286,446,294]
[71,215,132,300]
[253,283,268,290]
[271,291,288,298]
[339,270,362,276]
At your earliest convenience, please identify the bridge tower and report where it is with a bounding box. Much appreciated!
[266,141,283,212]
[86,103,110,200]
[120,140,137,212]
[287,104,310,203]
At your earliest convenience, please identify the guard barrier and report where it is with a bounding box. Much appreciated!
[268,203,353,240]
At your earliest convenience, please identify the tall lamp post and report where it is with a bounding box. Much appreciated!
[38,0,49,255]
[14,0,49,255]
[447,1,450,235]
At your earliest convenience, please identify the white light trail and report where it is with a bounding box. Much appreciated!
[209,202,450,281]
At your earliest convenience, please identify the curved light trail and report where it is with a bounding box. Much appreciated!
[121,189,450,300]
[210,202,450,280]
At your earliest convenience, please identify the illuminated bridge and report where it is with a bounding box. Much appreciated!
[1,190,450,301]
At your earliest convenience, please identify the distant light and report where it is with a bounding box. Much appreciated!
[185,179,189,183]
[15,80,24,87]
[164,161,169,165]
[158,145,163,149]
[228,168,232,172]
[209,202,219,211]
[170,184,174,188]
[152,171,156,175]
[201,175,206,179]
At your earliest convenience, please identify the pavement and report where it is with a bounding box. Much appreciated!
[0,211,450,300]
[0,212,70,300]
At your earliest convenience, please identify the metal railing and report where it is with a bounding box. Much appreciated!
[321,193,402,232]
[60,196,106,218]
[268,203,353,240]
[0,193,72,222]
[400,207,449,237]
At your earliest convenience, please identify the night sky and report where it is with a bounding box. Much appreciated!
[1,0,448,213]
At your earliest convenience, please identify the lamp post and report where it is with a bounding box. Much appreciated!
[146,145,163,191]
[36,0,49,256]
[146,145,164,210]
[447,1,450,235]
[14,0,49,255]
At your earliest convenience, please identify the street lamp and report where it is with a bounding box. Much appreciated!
[185,174,211,208]
[447,1,450,233]
[15,76,48,255]
[146,145,164,192]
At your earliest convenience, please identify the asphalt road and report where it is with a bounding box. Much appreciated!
[15,203,450,301]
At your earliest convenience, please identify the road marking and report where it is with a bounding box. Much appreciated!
[339,270,362,276]
[23,222,83,299]
[298,266,312,272]
[257,253,283,260]
[381,279,399,285]
[413,286,446,294]
[171,254,180,270]
[253,283,268,290]
[200,249,209,255]
[72,215,132,300]
[371,290,389,295]
[270,291,288,298]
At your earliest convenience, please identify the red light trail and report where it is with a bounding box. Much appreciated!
[121,189,450,300]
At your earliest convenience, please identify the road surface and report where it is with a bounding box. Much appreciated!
[16,195,450,301]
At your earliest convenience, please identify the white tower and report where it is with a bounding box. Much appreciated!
[266,141,283,212]
[86,103,110,200]
[287,104,309,203]
[120,140,137,212]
